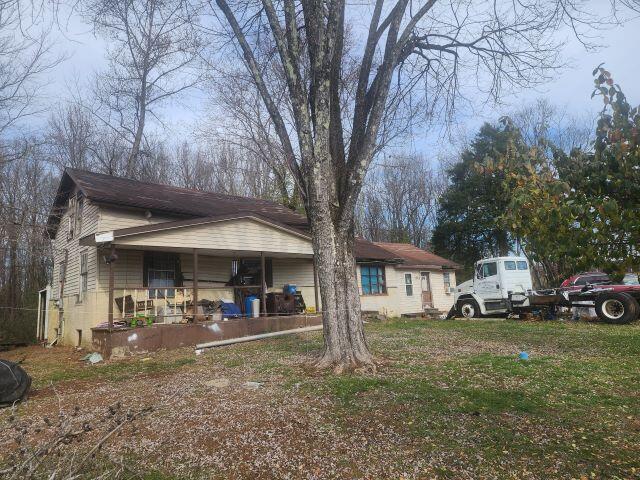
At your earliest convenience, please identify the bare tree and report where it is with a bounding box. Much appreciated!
[209,0,638,371]
[0,1,63,158]
[83,0,203,175]
[46,103,96,170]
[0,139,54,343]
[358,154,444,248]
[205,71,301,208]
[509,98,594,153]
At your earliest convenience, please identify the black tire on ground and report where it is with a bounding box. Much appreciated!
[594,292,640,324]
[458,299,480,319]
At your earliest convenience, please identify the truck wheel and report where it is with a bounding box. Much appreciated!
[595,292,640,324]
[458,299,480,319]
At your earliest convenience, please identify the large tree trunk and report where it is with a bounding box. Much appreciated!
[307,172,374,372]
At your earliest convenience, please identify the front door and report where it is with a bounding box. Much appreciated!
[421,272,433,309]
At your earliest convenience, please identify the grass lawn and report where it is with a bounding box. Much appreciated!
[1,318,639,479]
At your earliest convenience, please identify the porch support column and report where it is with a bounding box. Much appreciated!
[193,249,199,321]
[260,251,266,315]
[107,245,116,331]
[313,257,320,313]
[106,245,116,358]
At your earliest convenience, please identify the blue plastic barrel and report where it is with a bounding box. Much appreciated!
[244,295,257,316]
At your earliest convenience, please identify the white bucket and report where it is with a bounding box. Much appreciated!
[251,298,260,318]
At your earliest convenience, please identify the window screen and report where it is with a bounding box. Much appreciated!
[504,261,516,270]
[516,261,528,270]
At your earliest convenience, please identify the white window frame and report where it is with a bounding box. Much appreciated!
[79,252,88,300]
[67,195,76,240]
[76,195,84,235]
[443,272,451,293]
[404,273,413,296]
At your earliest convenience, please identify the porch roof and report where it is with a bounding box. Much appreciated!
[80,214,401,262]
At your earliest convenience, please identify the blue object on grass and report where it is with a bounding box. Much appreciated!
[220,302,242,318]
[518,351,529,360]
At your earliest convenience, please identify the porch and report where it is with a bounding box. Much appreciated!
[92,312,322,357]
[77,214,323,354]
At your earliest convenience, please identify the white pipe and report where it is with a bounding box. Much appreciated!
[195,325,323,350]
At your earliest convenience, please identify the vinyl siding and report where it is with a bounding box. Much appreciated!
[357,265,455,316]
[358,264,403,317]
[48,195,100,346]
[429,271,457,312]
[271,258,317,310]
[98,207,180,232]
[113,218,314,255]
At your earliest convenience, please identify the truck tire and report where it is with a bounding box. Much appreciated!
[594,292,640,324]
[458,299,480,319]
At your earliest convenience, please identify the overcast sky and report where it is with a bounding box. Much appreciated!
[25,3,640,163]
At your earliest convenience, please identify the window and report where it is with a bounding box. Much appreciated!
[482,262,498,277]
[229,258,273,287]
[404,273,413,296]
[443,272,451,292]
[76,195,84,235]
[79,252,88,299]
[144,252,181,298]
[516,261,528,270]
[67,196,76,239]
[361,265,386,295]
[58,250,67,298]
[504,261,517,270]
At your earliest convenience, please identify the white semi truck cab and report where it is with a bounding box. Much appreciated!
[453,256,533,317]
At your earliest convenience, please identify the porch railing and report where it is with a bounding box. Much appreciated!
[111,287,235,324]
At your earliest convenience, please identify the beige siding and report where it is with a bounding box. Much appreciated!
[357,265,454,317]
[48,195,101,346]
[98,207,179,232]
[114,218,313,255]
[396,269,424,314]
[271,258,316,310]
[428,270,457,313]
[358,264,404,317]
[97,249,144,289]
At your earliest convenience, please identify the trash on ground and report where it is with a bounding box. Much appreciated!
[244,381,263,390]
[0,359,32,407]
[518,351,529,360]
[82,352,104,364]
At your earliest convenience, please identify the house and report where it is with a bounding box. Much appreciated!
[40,169,459,351]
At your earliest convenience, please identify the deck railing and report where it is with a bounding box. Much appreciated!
[111,286,235,323]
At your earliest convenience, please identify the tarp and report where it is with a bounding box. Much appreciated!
[0,359,32,407]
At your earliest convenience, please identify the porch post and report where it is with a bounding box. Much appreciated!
[260,251,266,315]
[193,248,199,321]
[313,257,320,313]
[107,245,116,331]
